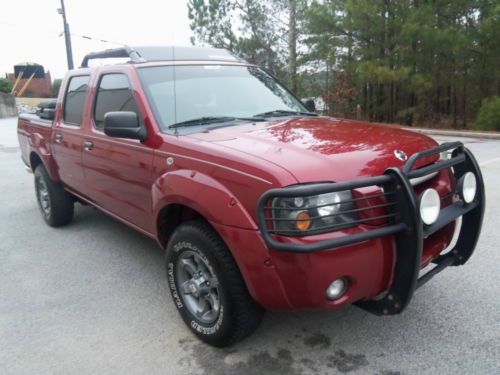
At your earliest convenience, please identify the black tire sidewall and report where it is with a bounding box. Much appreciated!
[166,226,233,344]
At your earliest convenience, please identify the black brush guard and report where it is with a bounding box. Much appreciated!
[257,142,485,315]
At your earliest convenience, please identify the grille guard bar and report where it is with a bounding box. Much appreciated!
[257,142,485,315]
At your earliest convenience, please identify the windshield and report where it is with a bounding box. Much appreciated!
[137,65,308,132]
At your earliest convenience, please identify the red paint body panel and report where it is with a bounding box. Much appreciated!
[81,132,155,232]
[17,61,461,311]
[210,222,293,310]
[51,124,87,193]
[270,235,396,309]
[17,117,60,180]
[190,117,439,183]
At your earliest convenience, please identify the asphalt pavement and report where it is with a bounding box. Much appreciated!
[1,117,499,374]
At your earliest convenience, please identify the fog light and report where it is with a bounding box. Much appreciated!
[326,278,348,300]
[459,172,477,204]
[419,188,440,225]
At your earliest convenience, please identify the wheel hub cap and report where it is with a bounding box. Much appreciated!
[38,180,50,215]
[176,250,221,324]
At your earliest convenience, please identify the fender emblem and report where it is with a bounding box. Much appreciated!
[166,156,174,166]
[394,150,408,161]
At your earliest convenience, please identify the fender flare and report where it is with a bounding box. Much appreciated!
[152,170,290,308]
[28,133,60,181]
[152,169,257,230]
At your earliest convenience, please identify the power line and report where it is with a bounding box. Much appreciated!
[0,21,123,46]
[62,32,126,46]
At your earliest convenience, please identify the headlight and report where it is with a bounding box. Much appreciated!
[458,172,477,204]
[419,188,440,225]
[271,190,357,235]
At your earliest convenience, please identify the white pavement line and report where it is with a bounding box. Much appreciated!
[479,157,500,167]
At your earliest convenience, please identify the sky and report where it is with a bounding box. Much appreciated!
[1,0,193,79]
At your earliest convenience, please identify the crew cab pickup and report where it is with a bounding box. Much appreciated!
[18,46,485,347]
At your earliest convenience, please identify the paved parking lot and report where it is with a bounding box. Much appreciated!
[1,117,499,374]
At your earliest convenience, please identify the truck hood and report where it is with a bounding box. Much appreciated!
[189,117,438,183]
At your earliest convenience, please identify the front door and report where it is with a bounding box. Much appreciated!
[81,73,155,233]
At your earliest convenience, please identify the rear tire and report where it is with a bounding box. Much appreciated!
[34,165,74,227]
[166,221,263,347]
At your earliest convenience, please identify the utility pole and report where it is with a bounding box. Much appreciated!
[58,0,74,70]
[288,0,297,93]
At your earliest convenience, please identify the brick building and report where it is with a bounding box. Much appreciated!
[7,63,52,98]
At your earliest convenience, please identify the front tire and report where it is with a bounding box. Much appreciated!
[166,221,263,347]
[34,165,74,227]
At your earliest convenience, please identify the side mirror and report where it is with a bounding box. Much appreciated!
[39,108,55,120]
[303,99,316,113]
[104,111,147,141]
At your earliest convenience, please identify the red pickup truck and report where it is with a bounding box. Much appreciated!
[18,46,485,347]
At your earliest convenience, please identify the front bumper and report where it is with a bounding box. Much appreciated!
[257,142,485,314]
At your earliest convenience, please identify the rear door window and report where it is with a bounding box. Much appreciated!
[63,75,90,125]
[94,73,141,130]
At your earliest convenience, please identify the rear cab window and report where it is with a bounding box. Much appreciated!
[94,73,141,131]
[63,75,90,125]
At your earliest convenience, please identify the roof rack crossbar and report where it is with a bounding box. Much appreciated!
[80,46,146,68]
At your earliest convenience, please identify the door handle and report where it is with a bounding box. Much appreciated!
[55,133,63,142]
[83,141,94,151]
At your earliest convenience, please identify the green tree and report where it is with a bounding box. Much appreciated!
[0,78,13,94]
[301,0,500,127]
[187,0,500,128]
[188,0,306,90]
[474,96,500,131]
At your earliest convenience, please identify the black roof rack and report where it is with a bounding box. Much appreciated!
[80,46,145,68]
[80,46,245,68]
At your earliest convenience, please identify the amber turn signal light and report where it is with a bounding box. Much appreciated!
[295,211,312,231]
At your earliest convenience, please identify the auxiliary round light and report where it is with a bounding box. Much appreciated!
[459,172,477,204]
[419,188,440,225]
[326,278,348,300]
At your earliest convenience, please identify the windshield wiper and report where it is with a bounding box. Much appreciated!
[168,116,265,129]
[254,109,318,118]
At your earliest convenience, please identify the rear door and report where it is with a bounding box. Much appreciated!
[81,72,155,233]
[52,75,90,193]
